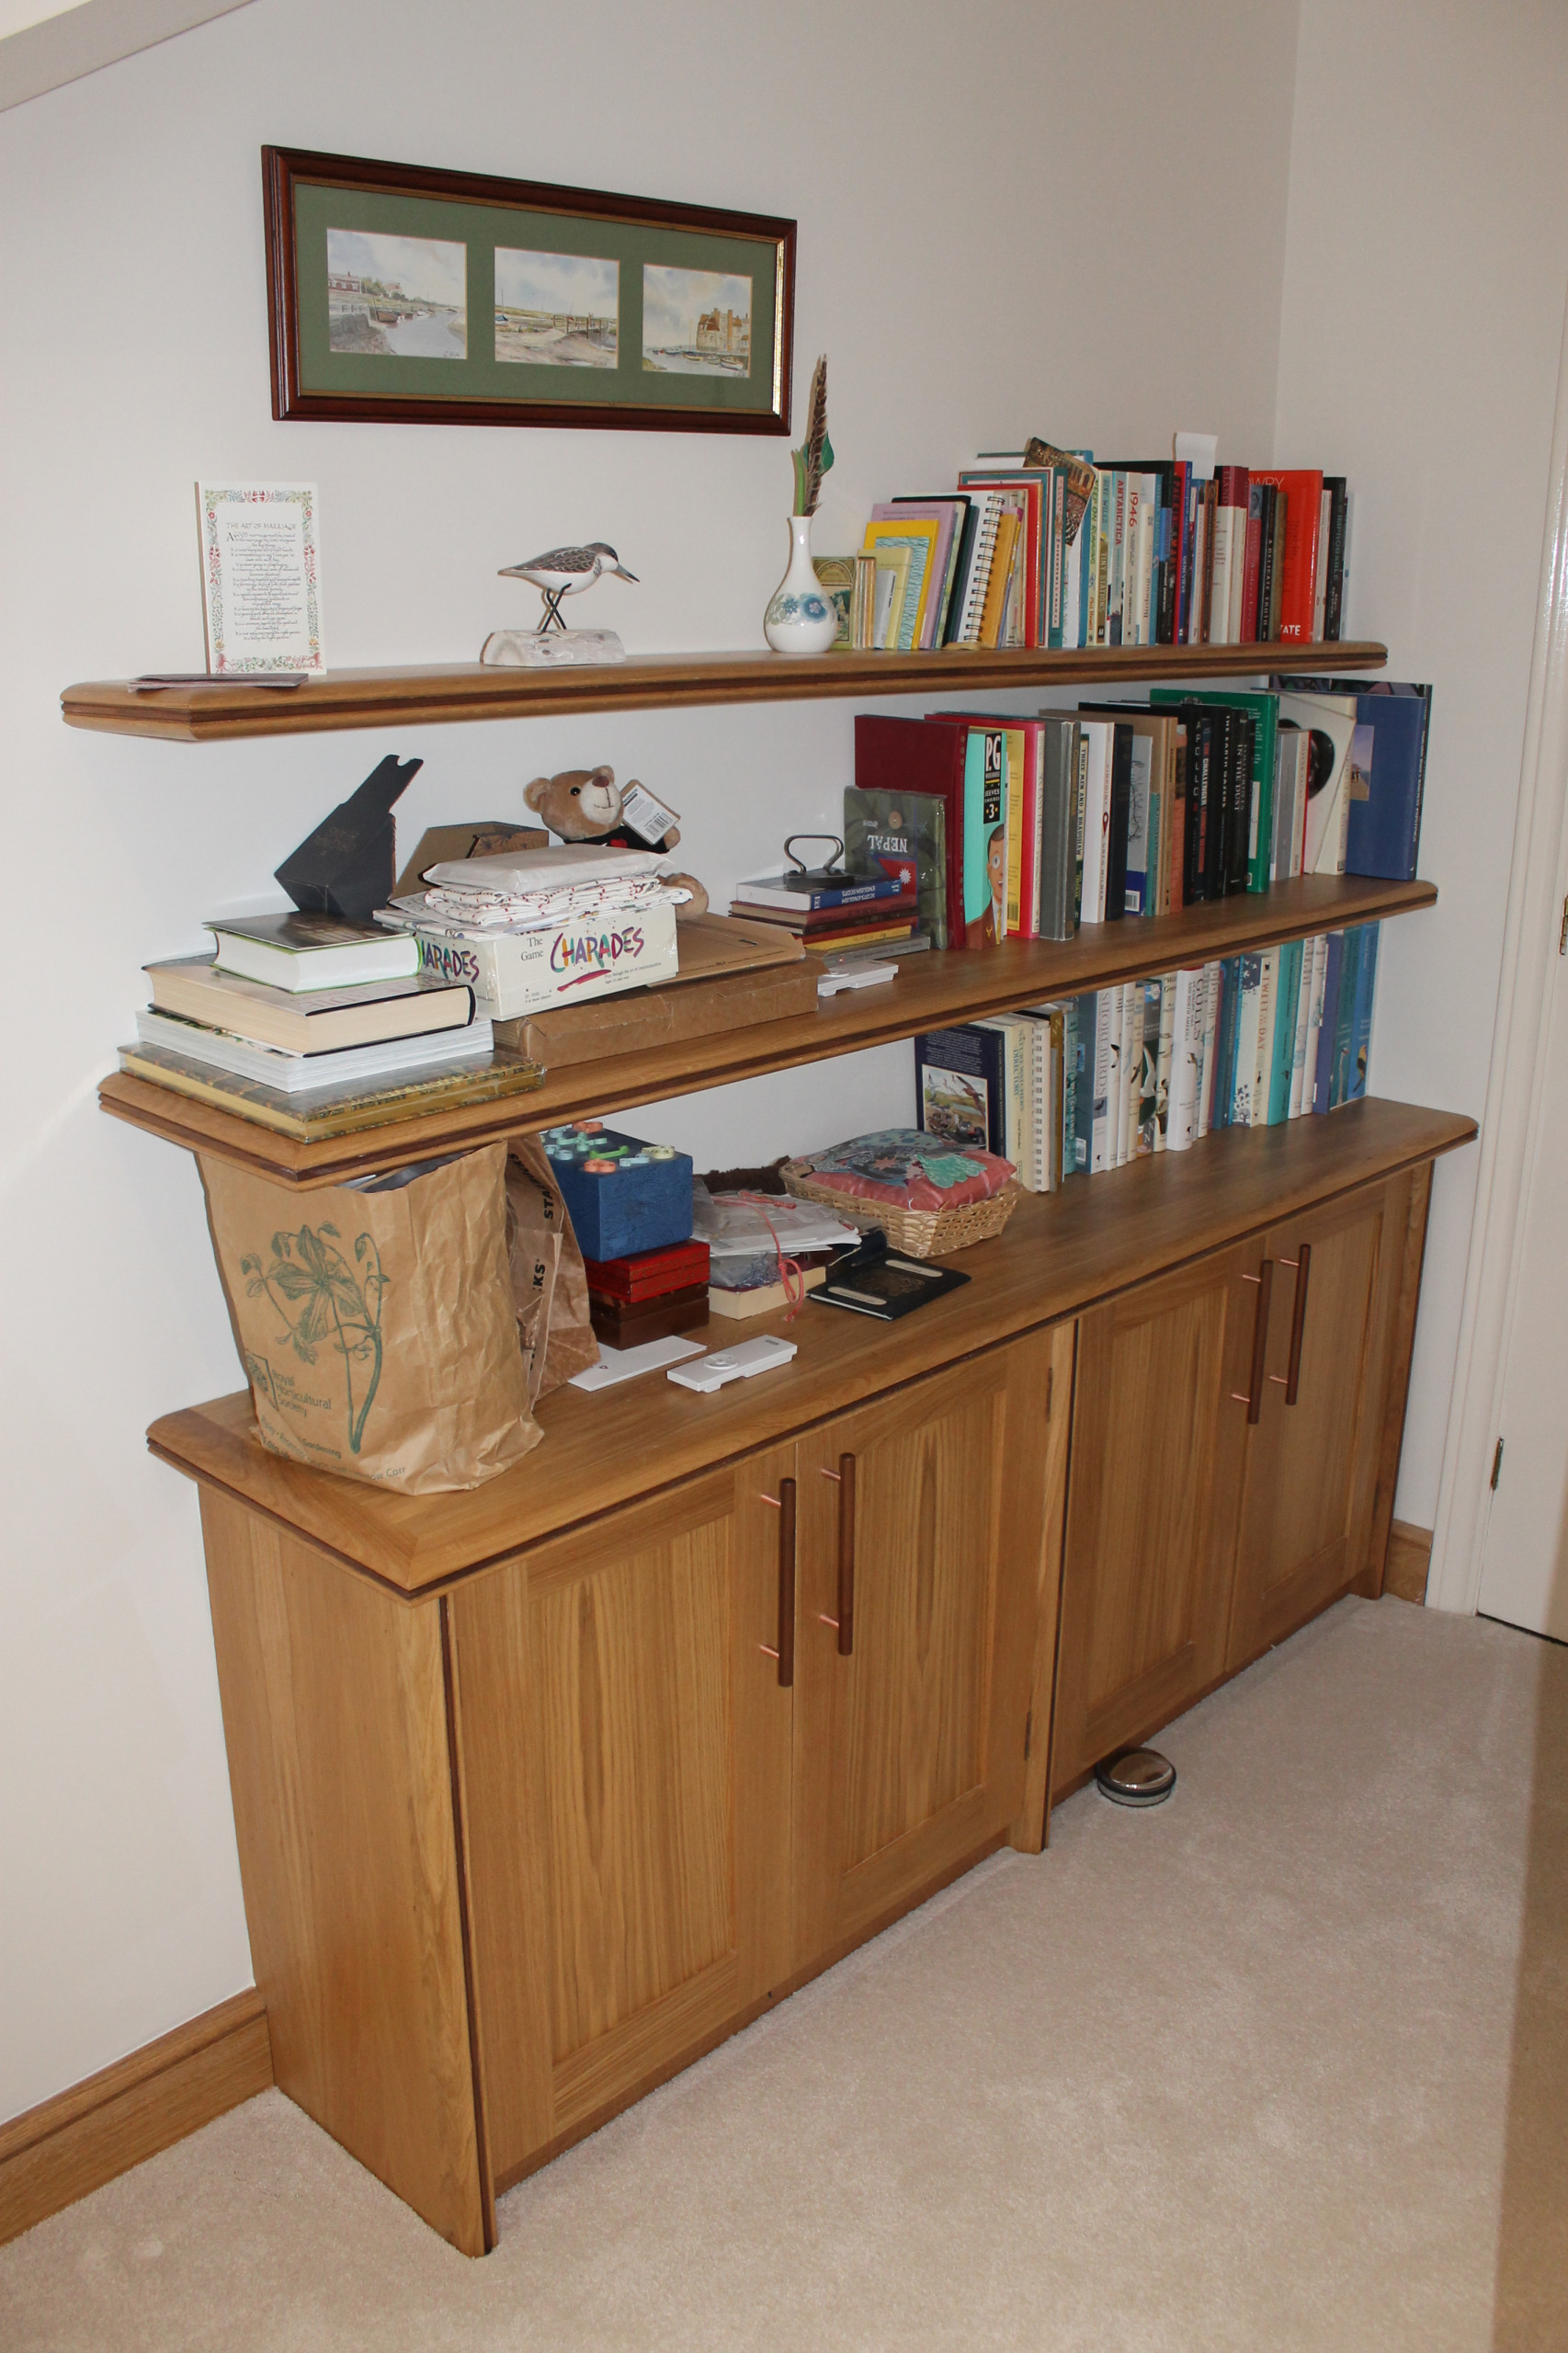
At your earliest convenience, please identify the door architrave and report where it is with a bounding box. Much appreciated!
[1429,281,1568,1612]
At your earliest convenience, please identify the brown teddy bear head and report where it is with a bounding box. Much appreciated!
[523,766,623,840]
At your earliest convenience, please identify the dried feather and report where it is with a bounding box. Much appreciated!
[793,355,834,516]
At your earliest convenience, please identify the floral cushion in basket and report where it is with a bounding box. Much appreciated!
[794,1129,1015,1213]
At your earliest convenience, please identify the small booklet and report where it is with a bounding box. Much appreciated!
[809,1229,971,1321]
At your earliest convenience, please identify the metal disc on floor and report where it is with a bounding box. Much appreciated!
[1095,1748,1176,1806]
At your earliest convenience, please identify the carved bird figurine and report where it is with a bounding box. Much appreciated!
[498,541,638,633]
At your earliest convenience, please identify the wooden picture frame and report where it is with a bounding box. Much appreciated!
[263,147,796,434]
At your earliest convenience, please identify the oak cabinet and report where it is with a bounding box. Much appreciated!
[790,1331,1064,1971]
[1052,1170,1429,1799]
[166,1111,1460,2255]
[1050,1245,1255,1795]
[449,1449,798,2191]
[1224,1174,1411,1669]
[449,1330,1068,2195]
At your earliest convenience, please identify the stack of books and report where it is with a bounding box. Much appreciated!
[728,867,926,959]
[121,912,542,1141]
[582,1237,711,1347]
[915,922,1382,1186]
[825,437,1353,656]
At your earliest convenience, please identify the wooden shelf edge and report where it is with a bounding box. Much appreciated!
[97,874,1438,1186]
[61,640,1389,742]
[142,1097,1477,1597]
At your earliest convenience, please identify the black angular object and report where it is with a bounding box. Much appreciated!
[274,755,423,921]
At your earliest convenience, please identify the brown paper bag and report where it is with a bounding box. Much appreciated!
[199,1142,542,1493]
[505,1137,600,1400]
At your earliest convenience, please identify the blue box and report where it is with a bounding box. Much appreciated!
[541,1124,694,1262]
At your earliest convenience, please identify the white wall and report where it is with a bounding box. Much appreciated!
[1273,0,1568,1527]
[0,0,1311,2120]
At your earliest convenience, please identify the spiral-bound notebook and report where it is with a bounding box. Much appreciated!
[954,490,1009,645]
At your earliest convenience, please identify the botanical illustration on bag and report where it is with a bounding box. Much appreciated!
[241,1222,387,1455]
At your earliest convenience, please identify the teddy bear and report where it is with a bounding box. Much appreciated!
[522,766,710,916]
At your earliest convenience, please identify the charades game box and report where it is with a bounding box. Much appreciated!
[409,899,679,1019]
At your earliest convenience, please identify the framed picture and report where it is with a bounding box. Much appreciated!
[263,147,795,435]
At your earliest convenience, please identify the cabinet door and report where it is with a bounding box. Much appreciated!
[790,1331,1060,1972]
[1225,1178,1402,1669]
[1051,1243,1256,1796]
[449,1447,797,2188]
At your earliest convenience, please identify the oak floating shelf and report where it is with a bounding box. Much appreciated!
[62,639,1388,743]
[98,871,1437,1187]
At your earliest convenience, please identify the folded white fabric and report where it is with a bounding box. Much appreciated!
[423,843,667,892]
[418,874,683,931]
[414,842,684,933]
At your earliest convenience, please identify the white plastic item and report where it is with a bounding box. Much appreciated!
[479,629,626,665]
[667,1335,798,1392]
[818,961,897,995]
[568,1336,707,1391]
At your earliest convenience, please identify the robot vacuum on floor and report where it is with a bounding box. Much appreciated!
[1095,1748,1176,1806]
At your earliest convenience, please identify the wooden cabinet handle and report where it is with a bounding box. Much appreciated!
[1231,1258,1274,1424]
[1282,1244,1312,1404]
[817,1454,856,1655]
[758,1479,796,1686]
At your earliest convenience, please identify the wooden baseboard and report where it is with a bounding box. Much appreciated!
[1383,1519,1434,1605]
[0,1990,272,2246]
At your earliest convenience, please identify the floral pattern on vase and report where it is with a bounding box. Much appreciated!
[765,513,838,655]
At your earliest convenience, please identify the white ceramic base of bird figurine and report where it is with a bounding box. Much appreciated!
[480,629,626,667]
[764,515,837,655]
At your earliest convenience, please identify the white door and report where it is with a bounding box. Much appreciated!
[1479,915,1568,1641]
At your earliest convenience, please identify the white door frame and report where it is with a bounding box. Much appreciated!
[1428,281,1568,1613]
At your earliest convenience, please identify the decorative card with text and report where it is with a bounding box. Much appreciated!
[197,481,324,673]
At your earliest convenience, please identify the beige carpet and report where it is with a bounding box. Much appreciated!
[3,1596,1563,2352]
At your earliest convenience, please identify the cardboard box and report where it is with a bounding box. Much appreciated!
[413,898,680,1019]
[393,822,547,901]
[496,914,817,1066]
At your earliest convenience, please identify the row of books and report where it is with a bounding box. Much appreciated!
[825,436,1351,655]
[914,922,1382,1190]
[119,910,543,1142]
[846,683,1429,950]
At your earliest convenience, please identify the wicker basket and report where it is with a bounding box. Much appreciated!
[780,1159,1019,1260]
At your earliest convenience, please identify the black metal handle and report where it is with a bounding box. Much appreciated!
[1231,1258,1274,1424]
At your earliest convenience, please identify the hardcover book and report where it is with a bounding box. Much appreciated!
[1247,469,1324,642]
[843,786,949,950]
[914,1026,1006,1155]
[854,715,968,947]
[1151,688,1275,892]
[1274,677,1432,882]
[1036,720,1081,941]
[117,1040,543,1140]
[1278,691,1358,874]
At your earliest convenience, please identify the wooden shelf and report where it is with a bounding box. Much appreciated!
[147,1096,1477,1596]
[61,639,1388,742]
[98,872,1437,1187]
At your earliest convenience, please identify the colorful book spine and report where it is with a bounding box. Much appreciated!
[1347,923,1380,1103]
[1267,940,1302,1124]
[1197,960,1221,1138]
[1166,967,1205,1152]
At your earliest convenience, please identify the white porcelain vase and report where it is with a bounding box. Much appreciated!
[764,514,837,655]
